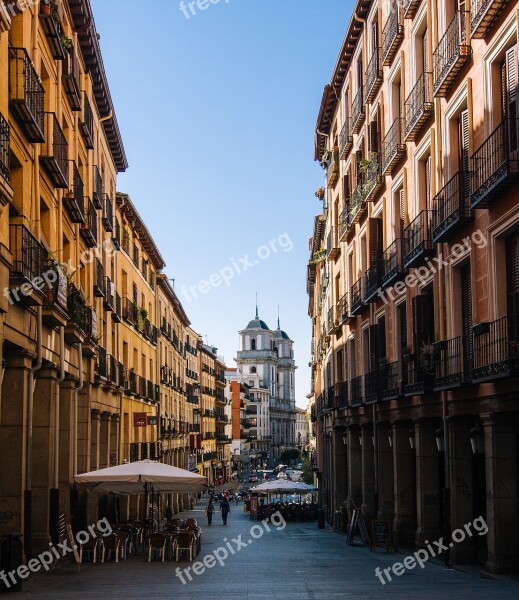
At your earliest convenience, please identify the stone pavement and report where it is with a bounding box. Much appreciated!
[17,499,519,599]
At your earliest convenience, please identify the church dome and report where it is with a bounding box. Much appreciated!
[274,328,290,340]
[246,318,270,330]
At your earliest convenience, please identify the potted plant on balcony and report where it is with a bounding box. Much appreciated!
[420,342,436,375]
[42,1,52,15]
[312,248,326,264]
[315,187,325,200]
[320,150,331,169]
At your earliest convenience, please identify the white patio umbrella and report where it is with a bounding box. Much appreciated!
[75,460,207,494]
[250,479,315,494]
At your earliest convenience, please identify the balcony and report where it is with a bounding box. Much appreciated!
[62,47,81,111]
[40,113,69,188]
[433,11,471,98]
[96,347,107,379]
[365,260,384,303]
[472,316,519,382]
[126,371,137,396]
[65,283,88,344]
[350,277,366,315]
[352,87,365,133]
[326,149,340,188]
[382,239,405,290]
[80,197,97,248]
[365,48,383,104]
[403,352,434,396]
[404,73,433,141]
[350,376,363,407]
[102,193,113,232]
[326,226,340,260]
[364,369,380,404]
[137,376,147,398]
[349,186,368,225]
[403,0,421,19]
[335,381,348,409]
[63,162,84,223]
[42,262,68,326]
[339,117,353,159]
[433,337,465,391]
[382,2,404,66]
[431,171,471,242]
[9,48,45,142]
[93,258,104,297]
[339,206,350,241]
[104,276,114,311]
[79,93,94,149]
[337,293,350,325]
[470,0,507,39]
[9,225,45,306]
[39,4,66,60]
[123,297,135,324]
[470,119,519,209]
[112,292,122,323]
[0,112,11,200]
[326,306,338,335]
[382,118,405,174]
[112,218,121,251]
[93,166,103,209]
[403,210,434,268]
[380,361,401,400]
[363,152,385,202]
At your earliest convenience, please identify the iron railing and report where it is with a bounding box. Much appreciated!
[382,118,405,174]
[93,165,103,209]
[350,277,365,315]
[381,2,403,65]
[380,361,401,400]
[104,276,114,311]
[0,112,10,182]
[433,11,470,97]
[350,376,362,406]
[365,260,384,303]
[79,93,94,149]
[430,171,471,242]
[352,86,365,133]
[326,149,340,188]
[80,197,97,248]
[62,47,81,111]
[364,369,381,404]
[339,117,353,158]
[472,315,519,382]
[403,210,434,268]
[433,337,464,391]
[337,292,349,324]
[9,224,44,285]
[64,161,85,223]
[93,258,104,297]
[470,0,507,39]
[102,193,113,231]
[365,48,382,103]
[404,72,433,140]
[382,238,405,290]
[40,112,69,188]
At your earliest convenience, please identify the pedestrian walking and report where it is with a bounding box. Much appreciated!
[220,498,231,525]
[235,494,239,506]
[206,499,215,526]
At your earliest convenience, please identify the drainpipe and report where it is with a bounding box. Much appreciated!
[73,344,84,478]
[53,327,65,488]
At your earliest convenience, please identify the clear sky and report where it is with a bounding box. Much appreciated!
[90,0,353,408]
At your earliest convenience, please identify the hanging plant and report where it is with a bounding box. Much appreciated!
[315,187,325,200]
[60,32,73,50]
[312,248,326,264]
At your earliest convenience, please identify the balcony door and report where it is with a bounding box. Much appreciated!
[506,232,519,315]
[502,45,519,157]
[459,109,470,199]
[460,263,473,378]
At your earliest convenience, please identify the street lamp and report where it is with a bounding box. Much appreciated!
[342,431,348,446]
[469,423,484,455]
[408,428,415,450]
[435,426,445,452]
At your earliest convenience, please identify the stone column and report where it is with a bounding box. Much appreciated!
[77,387,90,475]
[59,379,76,519]
[99,412,111,469]
[361,423,376,519]
[449,415,475,565]
[415,418,442,546]
[347,426,362,515]
[332,427,347,512]
[110,414,120,466]
[483,413,519,574]
[392,420,416,548]
[90,410,101,471]
[377,422,394,521]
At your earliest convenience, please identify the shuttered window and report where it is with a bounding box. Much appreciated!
[459,110,470,198]
[422,28,429,75]
[460,263,473,372]
[398,302,408,350]
[368,120,379,154]
[425,155,432,210]
[502,45,519,153]
[413,292,434,348]
[506,232,519,314]
[368,217,384,265]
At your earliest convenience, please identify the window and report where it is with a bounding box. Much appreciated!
[251,338,256,350]
[251,367,257,374]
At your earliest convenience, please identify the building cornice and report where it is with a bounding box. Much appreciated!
[156,273,190,326]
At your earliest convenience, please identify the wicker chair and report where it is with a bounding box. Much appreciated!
[148,533,170,562]
[79,537,99,564]
[101,533,121,563]
[175,531,195,562]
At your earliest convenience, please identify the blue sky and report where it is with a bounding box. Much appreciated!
[91,0,352,407]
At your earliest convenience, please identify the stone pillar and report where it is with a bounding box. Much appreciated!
[415,418,442,546]
[110,414,119,466]
[77,387,90,475]
[347,426,362,514]
[449,416,475,565]
[332,428,347,512]
[0,353,31,542]
[90,410,101,471]
[59,380,76,518]
[99,412,110,469]
[377,422,394,521]
[32,367,56,555]
[483,413,519,574]
[392,420,416,548]
[361,424,376,519]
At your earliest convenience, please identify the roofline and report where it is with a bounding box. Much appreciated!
[69,0,129,172]
[156,274,191,327]
[116,192,166,270]
[314,0,372,161]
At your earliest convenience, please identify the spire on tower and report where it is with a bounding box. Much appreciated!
[255,292,258,319]
[277,305,280,329]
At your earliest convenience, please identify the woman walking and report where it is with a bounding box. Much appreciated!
[206,499,215,526]
[220,497,231,525]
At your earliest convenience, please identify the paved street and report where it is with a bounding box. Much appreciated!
[17,498,519,599]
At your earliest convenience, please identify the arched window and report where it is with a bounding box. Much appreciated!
[251,367,257,374]
[251,338,256,350]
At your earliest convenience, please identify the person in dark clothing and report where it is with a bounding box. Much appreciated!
[206,499,215,525]
[220,498,231,525]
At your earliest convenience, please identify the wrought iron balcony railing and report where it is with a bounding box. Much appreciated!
[0,112,10,183]
[80,197,97,248]
[364,369,381,404]
[96,346,107,379]
[93,165,103,209]
[365,48,383,104]
[339,205,350,241]
[403,210,434,268]
[79,93,94,149]
[104,276,114,311]
[352,86,365,133]
[382,2,404,66]
[382,118,405,174]
[403,351,434,396]
[40,113,68,188]
[472,315,519,382]
[62,47,81,111]
[365,260,384,303]
[350,277,366,315]
[112,291,122,323]
[382,238,405,290]
[339,117,353,159]
[66,283,89,337]
[102,193,113,232]
[64,161,85,223]
[93,258,104,297]
[433,11,471,97]
[430,171,471,242]
[335,381,348,409]
[326,226,340,260]
[380,360,401,400]
[9,48,45,143]
[9,224,44,294]
[362,152,384,202]
[470,0,507,39]
[337,292,350,325]
[39,3,66,60]
[326,149,340,188]
[350,375,363,407]
[470,118,519,209]
[404,72,433,141]
[349,186,368,225]
[123,297,135,324]
[433,337,465,391]
[403,0,421,19]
